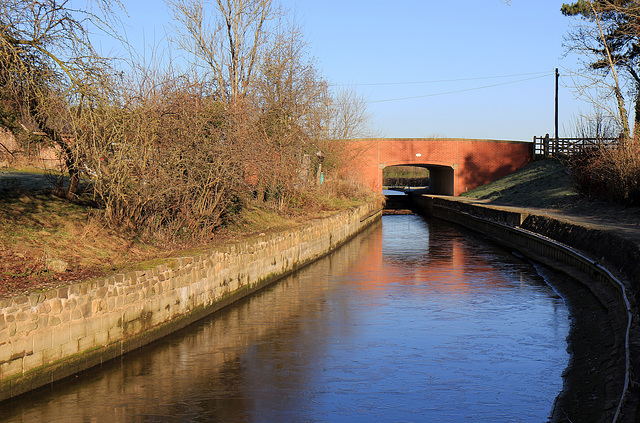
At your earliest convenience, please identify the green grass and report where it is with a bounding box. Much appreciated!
[383,165,429,179]
[461,160,580,210]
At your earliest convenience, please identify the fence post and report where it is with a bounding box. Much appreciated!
[544,133,550,157]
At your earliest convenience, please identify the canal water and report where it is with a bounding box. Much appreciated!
[2,215,574,422]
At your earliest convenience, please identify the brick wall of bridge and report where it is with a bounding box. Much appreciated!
[340,138,533,196]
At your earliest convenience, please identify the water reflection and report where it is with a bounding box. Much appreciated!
[1,215,570,422]
[382,189,406,196]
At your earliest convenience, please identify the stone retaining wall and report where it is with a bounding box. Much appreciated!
[0,203,382,401]
[412,194,639,423]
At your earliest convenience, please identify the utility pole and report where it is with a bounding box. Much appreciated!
[555,68,559,144]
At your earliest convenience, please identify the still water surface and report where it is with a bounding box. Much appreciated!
[2,215,571,422]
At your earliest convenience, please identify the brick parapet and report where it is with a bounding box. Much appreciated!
[342,138,532,195]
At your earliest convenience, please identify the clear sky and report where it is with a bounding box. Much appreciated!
[112,0,594,141]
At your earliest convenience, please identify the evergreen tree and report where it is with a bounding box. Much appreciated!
[562,0,640,137]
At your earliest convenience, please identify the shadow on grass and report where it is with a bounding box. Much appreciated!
[461,160,580,209]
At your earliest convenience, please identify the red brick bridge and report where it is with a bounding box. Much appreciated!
[340,138,533,196]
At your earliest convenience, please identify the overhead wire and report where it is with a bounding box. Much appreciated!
[326,70,555,105]
[341,70,553,87]
[365,73,554,103]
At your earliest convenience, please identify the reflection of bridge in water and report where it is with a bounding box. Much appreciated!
[342,138,532,196]
[348,217,516,294]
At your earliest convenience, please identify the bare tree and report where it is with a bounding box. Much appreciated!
[321,87,373,140]
[167,0,377,213]
[167,0,279,108]
[562,0,640,139]
[0,0,123,198]
[588,0,630,138]
[250,19,328,198]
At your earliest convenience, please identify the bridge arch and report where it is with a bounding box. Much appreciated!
[382,162,455,195]
[341,138,533,196]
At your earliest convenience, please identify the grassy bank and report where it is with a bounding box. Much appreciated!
[0,168,380,298]
[460,160,579,209]
[460,159,640,225]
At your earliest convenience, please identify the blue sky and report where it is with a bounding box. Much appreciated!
[112,0,593,141]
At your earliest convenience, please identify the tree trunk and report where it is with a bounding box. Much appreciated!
[634,87,640,146]
[590,0,630,139]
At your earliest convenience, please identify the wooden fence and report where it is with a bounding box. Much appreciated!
[534,134,620,158]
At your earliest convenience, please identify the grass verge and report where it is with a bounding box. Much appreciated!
[460,159,640,224]
[0,169,380,298]
[460,160,579,209]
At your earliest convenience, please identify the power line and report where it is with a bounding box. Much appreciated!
[367,73,553,104]
[338,71,552,87]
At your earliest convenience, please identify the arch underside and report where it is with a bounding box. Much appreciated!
[382,163,454,196]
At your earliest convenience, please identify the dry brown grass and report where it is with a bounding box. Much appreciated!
[570,144,640,206]
[0,191,167,297]
[0,170,380,298]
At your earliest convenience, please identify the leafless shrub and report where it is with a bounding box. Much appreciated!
[0,0,125,197]
[567,108,640,206]
[3,0,378,243]
[570,141,640,206]
[569,111,621,140]
[67,67,242,241]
